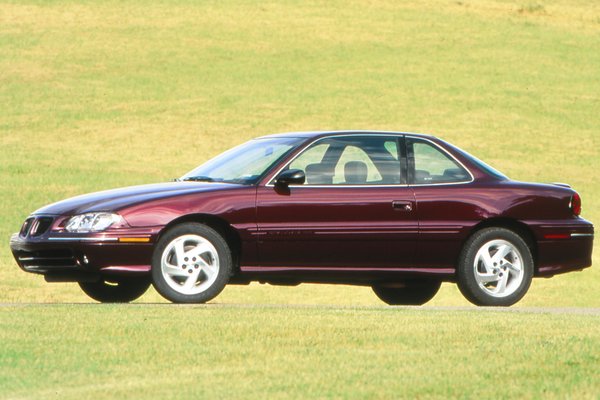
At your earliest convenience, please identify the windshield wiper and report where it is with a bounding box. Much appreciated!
[181,176,216,182]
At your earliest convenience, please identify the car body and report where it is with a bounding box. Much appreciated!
[10,131,594,306]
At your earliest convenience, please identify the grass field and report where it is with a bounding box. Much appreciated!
[2,305,599,399]
[1,0,599,398]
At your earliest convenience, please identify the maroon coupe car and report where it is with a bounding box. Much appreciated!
[10,131,594,306]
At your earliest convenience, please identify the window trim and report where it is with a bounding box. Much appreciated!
[406,136,474,186]
[265,133,473,188]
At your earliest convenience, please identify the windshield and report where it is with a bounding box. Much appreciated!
[181,137,303,184]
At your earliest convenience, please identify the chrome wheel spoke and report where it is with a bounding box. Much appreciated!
[164,263,188,278]
[491,244,511,264]
[174,240,186,265]
[495,273,509,294]
[203,263,218,280]
[481,249,494,273]
[505,262,520,273]
[186,252,210,269]
[183,271,201,291]
[192,243,213,258]
[476,272,498,284]
[196,257,209,268]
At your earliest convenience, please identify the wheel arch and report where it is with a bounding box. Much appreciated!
[157,214,242,272]
[466,218,538,271]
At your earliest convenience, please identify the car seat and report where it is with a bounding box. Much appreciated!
[344,161,368,184]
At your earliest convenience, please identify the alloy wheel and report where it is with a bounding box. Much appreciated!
[160,234,220,295]
[473,239,524,298]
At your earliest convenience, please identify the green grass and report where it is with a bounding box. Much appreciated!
[1,305,599,400]
[1,0,600,398]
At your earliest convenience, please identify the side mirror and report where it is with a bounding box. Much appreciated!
[275,169,305,186]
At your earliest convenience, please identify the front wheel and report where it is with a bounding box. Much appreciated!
[372,280,441,305]
[152,223,232,303]
[79,278,150,303]
[457,227,534,306]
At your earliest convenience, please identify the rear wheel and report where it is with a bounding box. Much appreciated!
[152,223,232,303]
[79,278,150,303]
[372,280,441,305]
[457,227,533,306]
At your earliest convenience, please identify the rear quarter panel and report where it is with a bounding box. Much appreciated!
[413,180,589,271]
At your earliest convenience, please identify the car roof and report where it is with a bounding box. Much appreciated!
[257,130,437,140]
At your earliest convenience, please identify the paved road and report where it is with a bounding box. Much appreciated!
[1,302,599,315]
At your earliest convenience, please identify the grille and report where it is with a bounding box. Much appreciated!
[20,218,34,237]
[30,217,54,236]
[20,216,54,237]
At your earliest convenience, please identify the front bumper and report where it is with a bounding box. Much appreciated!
[10,228,159,280]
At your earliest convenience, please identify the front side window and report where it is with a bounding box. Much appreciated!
[286,136,403,185]
[409,139,470,184]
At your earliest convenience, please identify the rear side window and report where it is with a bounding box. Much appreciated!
[409,139,470,184]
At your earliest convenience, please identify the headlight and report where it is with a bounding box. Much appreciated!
[65,213,124,233]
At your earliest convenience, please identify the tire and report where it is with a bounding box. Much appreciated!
[372,280,441,305]
[151,223,232,303]
[457,227,533,307]
[79,278,150,303]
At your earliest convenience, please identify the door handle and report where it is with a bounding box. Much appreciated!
[392,201,413,212]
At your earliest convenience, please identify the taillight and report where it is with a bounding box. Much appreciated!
[570,193,581,216]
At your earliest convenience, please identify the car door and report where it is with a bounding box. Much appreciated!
[406,136,475,270]
[255,134,417,269]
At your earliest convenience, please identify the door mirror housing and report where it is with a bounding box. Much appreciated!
[275,169,305,186]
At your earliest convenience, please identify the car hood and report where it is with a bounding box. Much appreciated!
[33,182,245,216]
